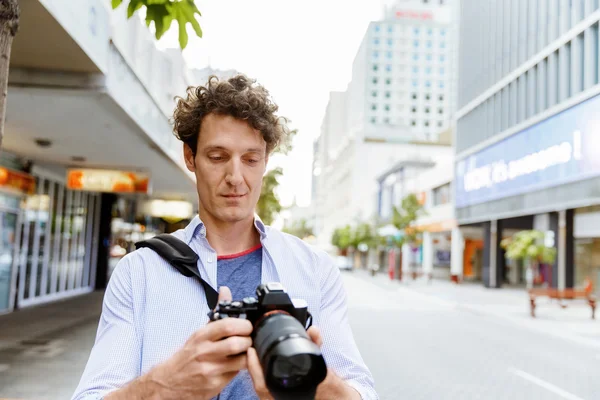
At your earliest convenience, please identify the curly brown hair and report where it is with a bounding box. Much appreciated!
[172,74,288,155]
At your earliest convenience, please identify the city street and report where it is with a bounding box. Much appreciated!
[0,272,598,400]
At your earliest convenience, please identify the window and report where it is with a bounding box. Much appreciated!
[386,78,392,85]
[433,183,451,206]
[424,121,429,127]
[438,108,444,114]
[413,40,419,47]
[373,51,379,58]
[385,91,391,98]
[371,104,377,110]
[375,25,380,32]
[372,77,378,84]
[412,93,417,99]
[413,66,419,73]
[425,67,431,74]
[440,42,446,48]
[374,38,380,45]
[413,54,419,61]
[425,94,431,100]
[373,64,379,71]
[372,91,378,97]
[439,81,445,88]
[414,27,420,35]
[388,26,393,33]
[386,51,393,59]
[412,80,418,87]
[411,107,417,113]
[385,104,390,111]
[440,29,446,36]
[426,41,432,48]
[440,55,445,62]
[411,120,416,126]
[426,54,432,61]
[425,107,430,113]
[371,116,377,124]
[440,67,445,74]
[386,64,392,72]
[425,81,431,87]
[384,117,390,124]
[387,39,393,46]
[438,121,443,127]
[439,94,444,101]
[428,28,433,35]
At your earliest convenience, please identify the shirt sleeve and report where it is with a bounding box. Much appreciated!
[71,256,142,400]
[317,252,379,400]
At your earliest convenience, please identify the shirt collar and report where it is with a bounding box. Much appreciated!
[184,214,268,243]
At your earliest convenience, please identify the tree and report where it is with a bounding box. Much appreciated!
[255,129,297,225]
[282,218,314,240]
[0,0,203,150]
[331,225,353,253]
[112,0,202,49]
[391,193,425,247]
[256,167,283,226]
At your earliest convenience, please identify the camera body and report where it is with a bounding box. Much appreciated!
[208,282,327,400]
[208,282,311,328]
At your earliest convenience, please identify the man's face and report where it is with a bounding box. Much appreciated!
[184,114,268,225]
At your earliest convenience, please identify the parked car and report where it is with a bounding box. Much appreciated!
[335,256,352,271]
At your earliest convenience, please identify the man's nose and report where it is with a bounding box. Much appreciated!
[225,160,244,186]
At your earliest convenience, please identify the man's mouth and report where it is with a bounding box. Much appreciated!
[222,194,246,198]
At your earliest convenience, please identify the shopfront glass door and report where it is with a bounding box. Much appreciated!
[0,209,20,313]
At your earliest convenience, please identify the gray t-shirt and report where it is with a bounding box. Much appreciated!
[215,244,262,400]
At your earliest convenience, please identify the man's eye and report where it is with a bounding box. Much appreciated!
[209,156,224,161]
[247,159,259,164]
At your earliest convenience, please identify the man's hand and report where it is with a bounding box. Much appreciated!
[247,326,361,400]
[106,287,252,400]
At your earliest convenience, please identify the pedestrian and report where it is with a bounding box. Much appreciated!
[72,74,377,400]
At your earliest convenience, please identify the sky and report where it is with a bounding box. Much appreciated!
[155,0,389,208]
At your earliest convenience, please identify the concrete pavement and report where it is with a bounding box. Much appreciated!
[0,272,598,399]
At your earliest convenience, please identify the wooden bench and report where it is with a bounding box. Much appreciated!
[528,288,597,319]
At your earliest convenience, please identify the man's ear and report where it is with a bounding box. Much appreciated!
[183,144,196,172]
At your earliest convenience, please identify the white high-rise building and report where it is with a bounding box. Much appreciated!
[313,0,457,250]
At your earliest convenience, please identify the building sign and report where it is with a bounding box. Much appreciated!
[142,200,193,223]
[67,169,150,194]
[395,10,434,20]
[455,93,600,208]
[0,167,35,195]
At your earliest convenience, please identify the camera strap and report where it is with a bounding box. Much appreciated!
[135,234,219,310]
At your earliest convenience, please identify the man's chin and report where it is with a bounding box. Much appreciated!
[217,209,253,223]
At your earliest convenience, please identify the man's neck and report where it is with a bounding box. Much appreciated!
[200,215,260,256]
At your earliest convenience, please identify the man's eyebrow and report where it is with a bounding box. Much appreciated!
[204,145,265,153]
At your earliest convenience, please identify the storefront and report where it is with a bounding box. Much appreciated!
[455,90,600,289]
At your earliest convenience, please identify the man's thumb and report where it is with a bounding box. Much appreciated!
[218,286,233,303]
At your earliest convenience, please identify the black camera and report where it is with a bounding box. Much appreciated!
[208,282,327,400]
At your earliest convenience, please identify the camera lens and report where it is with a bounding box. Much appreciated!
[253,313,327,398]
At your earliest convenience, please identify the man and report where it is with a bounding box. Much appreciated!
[72,74,377,400]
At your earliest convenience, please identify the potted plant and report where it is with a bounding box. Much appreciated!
[500,230,557,289]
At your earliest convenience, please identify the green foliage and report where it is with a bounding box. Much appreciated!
[255,167,283,226]
[500,230,557,265]
[391,193,425,245]
[350,222,381,250]
[111,0,202,49]
[283,218,314,240]
[331,225,353,250]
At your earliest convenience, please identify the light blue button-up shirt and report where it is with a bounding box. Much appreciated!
[72,216,377,399]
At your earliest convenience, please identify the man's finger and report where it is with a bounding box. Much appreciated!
[194,318,253,343]
[247,347,268,394]
[217,352,249,374]
[209,335,253,357]
[307,326,323,347]
[218,286,233,303]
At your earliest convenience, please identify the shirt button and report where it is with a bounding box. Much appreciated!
[207,257,213,263]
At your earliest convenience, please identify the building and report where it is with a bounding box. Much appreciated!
[0,0,199,314]
[313,0,457,250]
[455,0,600,291]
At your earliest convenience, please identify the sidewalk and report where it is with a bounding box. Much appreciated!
[353,269,600,349]
[0,291,104,352]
